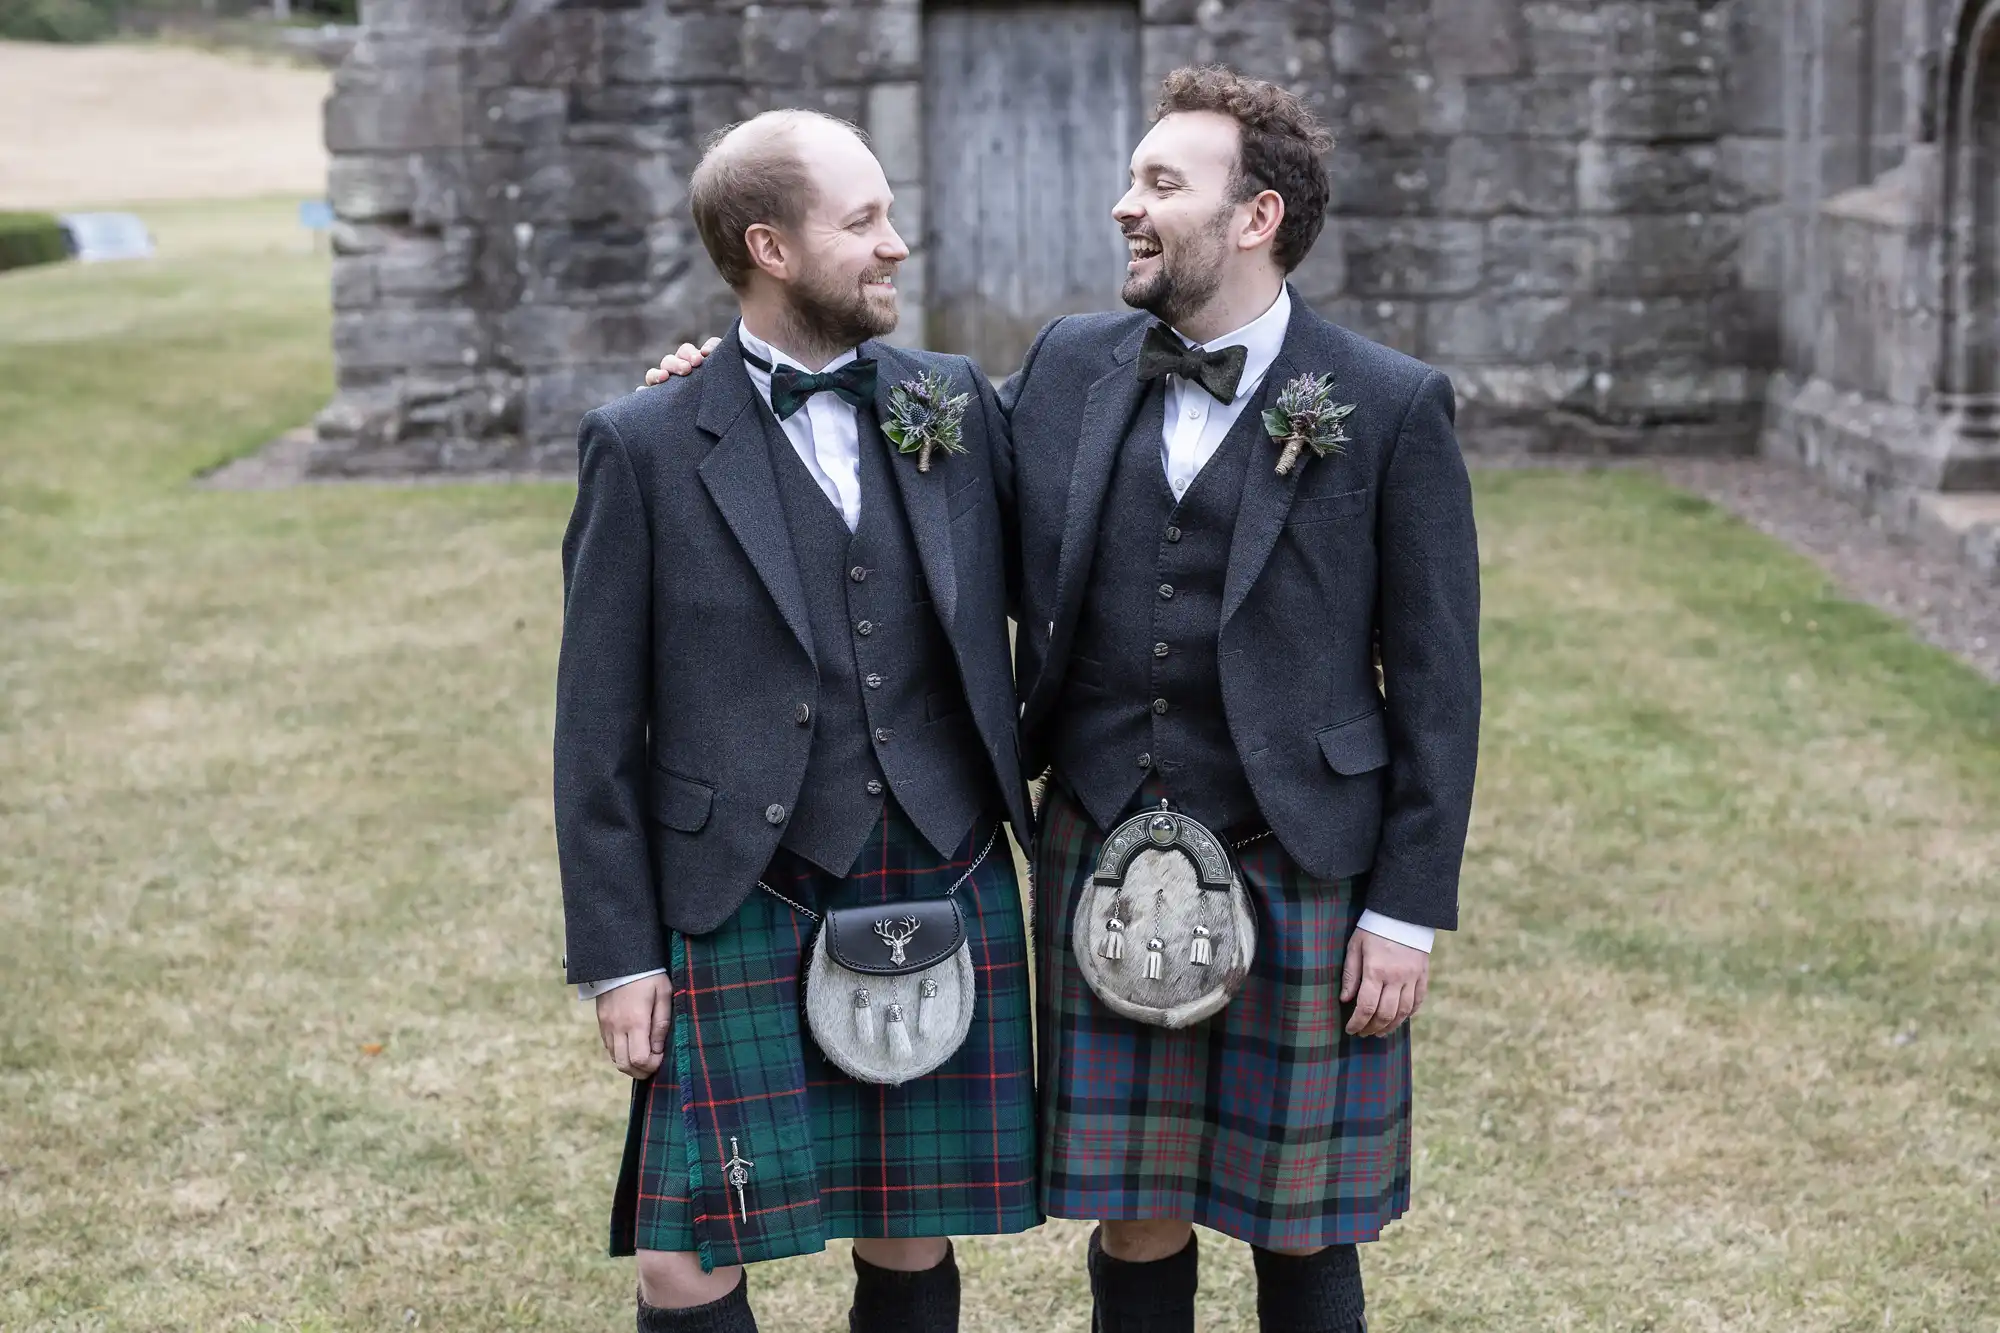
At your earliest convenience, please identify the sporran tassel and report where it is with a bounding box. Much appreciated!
[1189,925,1214,967]
[1100,916,1127,961]
[1144,938,1165,981]
[853,987,874,1045]
[885,1003,914,1061]
[916,977,938,1036]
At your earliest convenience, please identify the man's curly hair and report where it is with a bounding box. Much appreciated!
[1154,65,1335,273]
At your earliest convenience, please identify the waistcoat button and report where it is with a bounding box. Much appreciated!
[794,702,811,725]
[865,673,884,689]
[850,566,868,583]
[874,727,894,744]
[856,620,875,636]
[1152,698,1169,714]
[765,804,787,825]
[1158,584,1175,600]
[1136,753,1153,770]
[1165,526,1182,543]
[866,779,884,796]
[1153,642,1170,658]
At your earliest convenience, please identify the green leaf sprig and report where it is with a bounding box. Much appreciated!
[1261,372,1357,477]
[882,370,971,473]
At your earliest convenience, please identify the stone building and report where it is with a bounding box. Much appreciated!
[315,0,1998,577]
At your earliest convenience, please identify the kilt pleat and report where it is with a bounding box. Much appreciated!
[611,807,1041,1267]
[1034,782,1412,1250]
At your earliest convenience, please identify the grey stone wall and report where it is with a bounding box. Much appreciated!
[310,0,2000,577]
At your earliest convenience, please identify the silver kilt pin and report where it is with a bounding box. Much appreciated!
[1071,800,1258,1028]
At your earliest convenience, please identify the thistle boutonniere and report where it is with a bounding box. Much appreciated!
[882,370,971,473]
[1262,372,1357,477]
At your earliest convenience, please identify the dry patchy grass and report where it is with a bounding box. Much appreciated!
[1,200,1996,1332]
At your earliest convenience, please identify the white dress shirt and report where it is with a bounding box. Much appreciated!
[577,327,869,1001]
[1154,288,1435,956]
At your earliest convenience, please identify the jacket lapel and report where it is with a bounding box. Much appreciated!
[696,326,816,664]
[1220,289,1338,629]
[1031,320,1152,720]
[868,341,959,631]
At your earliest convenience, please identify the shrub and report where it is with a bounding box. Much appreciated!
[0,213,73,273]
[0,0,122,42]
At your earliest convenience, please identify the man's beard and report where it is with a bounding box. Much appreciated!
[778,257,898,362]
[1122,202,1233,328]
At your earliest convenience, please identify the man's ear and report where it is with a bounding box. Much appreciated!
[744,222,791,281]
[1238,189,1286,255]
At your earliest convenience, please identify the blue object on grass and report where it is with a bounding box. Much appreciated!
[298,200,334,231]
[57,213,155,263]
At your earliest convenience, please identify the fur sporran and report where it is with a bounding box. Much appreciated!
[1071,802,1257,1028]
[772,826,996,1086]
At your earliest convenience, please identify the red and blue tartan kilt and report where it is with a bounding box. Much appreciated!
[611,807,1040,1266]
[1034,782,1413,1250]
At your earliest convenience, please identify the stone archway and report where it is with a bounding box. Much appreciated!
[1941,0,2000,401]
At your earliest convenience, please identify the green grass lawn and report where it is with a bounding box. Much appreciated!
[2,198,1996,1333]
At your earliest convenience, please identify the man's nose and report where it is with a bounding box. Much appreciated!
[1112,188,1142,224]
[879,225,911,262]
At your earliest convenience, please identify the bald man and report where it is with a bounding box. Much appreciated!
[552,111,1039,1333]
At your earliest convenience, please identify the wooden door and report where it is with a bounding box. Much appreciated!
[923,2,1142,375]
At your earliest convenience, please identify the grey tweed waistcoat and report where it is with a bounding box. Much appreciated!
[1050,382,1261,832]
[766,407,989,874]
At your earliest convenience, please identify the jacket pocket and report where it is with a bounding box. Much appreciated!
[947,477,984,520]
[1285,487,1369,527]
[926,689,968,722]
[1316,708,1389,775]
[649,768,715,832]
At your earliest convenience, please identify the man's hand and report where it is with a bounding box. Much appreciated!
[596,972,674,1078]
[641,336,722,388]
[1340,928,1429,1038]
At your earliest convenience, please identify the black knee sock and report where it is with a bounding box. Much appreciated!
[1251,1244,1364,1333]
[637,1271,757,1333]
[1088,1226,1198,1333]
[849,1242,960,1333]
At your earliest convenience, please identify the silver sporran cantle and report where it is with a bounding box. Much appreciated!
[1071,801,1257,1028]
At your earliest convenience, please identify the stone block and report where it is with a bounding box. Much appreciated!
[511,147,683,226]
[743,7,827,85]
[1725,2,1786,135]
[1329,138,1452,216]
[1332,10,1434,75]
[478,9,602,89]
[1577,141,1720,213]
[333,308,485,374]
[1342,219,1485,297]
[569,83,692,131]
[326,45,465,152]
[519,223,656,305]
[526,364,652,444]
[1594,215,1742,296]
[1462,76,1591,138]
[1288,227,1347,304]
[331,254,378,309]
[1321,296,1426,357]
[1441,137,1579,215]
[1483,217,1600,294]
[500,303,679,369]
[470,87,568,148]
[1426,0,1523,76]
[868,82,923,182]
[1330,73,1468,139]
[375,226,481,300]
[1589,72,1722,140]
[1521,1,1612,75]
[329,154,418,222]
[602,11,742,85]
[1716,136,1787,209]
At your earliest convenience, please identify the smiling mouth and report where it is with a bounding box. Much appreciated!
[1125,234,1162,269]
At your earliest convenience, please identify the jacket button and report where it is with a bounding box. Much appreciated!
[1165,526,1182,543]
[856,620,875,636]
[765,803,787,825]
[1136,753,1153,770]
[874,727,894,744]
[794,702,811,726]
[850,565,868,583]
[866,779,884,796]
[865,673,884,689]
[1158,583,1175,600]
[1153,642,1170,658]
[1153,698,1169,714]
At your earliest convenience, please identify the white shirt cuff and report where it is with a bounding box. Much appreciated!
[576,967,667,1001]
[1355,910,1435,954]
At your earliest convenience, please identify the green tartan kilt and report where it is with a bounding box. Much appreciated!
[611,809,1041,1267]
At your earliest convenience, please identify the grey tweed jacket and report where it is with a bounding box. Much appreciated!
[553,328,1031,984]
[998,287,1481,931]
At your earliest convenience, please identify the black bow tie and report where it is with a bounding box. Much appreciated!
[1135,322,1250,404]
[742,346,878,421]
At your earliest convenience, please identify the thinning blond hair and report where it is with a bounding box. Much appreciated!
[689,109,869,290]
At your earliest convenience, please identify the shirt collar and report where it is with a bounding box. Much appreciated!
[737,321,860,410]
[1170,286,1292,403]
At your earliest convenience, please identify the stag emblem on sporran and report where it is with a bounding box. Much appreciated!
[1071,800,1258,1028]
[873,916,921,966]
